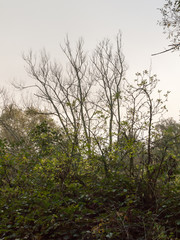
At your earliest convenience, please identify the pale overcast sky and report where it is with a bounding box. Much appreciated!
[0,0,180,120]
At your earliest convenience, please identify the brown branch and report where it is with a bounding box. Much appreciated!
[152,43,180,56]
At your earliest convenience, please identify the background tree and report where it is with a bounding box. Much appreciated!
[0,104,54,144]
[152,118,180,181]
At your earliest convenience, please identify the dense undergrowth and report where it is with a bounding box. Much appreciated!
[1,163,180,240]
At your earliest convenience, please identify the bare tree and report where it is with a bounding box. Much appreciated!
[23,41,94,158]
[19,35,169,180]
[21,34,127,157]
[92,33,127,153]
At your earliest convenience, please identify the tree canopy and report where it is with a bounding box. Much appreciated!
[154,0,180,55]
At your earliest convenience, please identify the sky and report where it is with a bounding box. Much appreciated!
[0,0,180,120]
